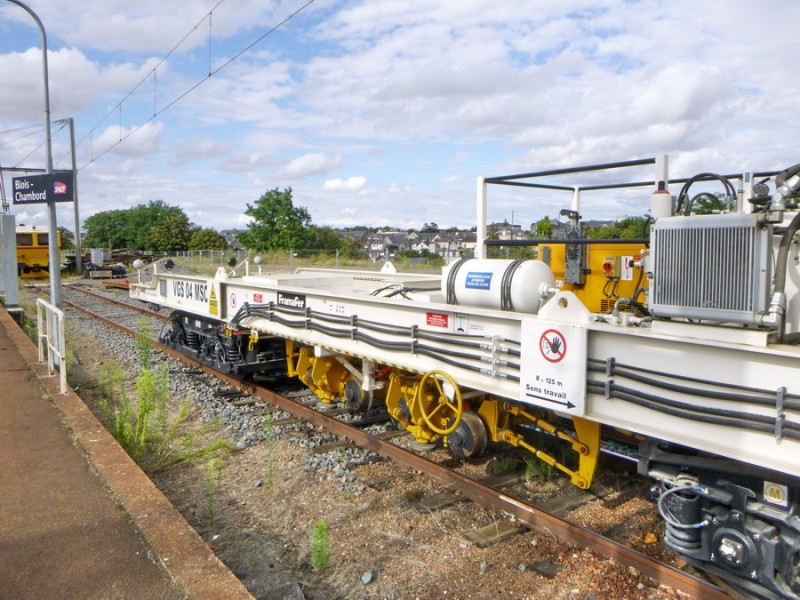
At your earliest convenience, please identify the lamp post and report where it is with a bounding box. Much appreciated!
[7,0,62,307]
[55,117,81,273]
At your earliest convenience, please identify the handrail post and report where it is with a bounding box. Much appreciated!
[35,298,66,394]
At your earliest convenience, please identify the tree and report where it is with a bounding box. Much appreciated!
[238,187,312,252]
[307,226,345,251]
[57,226,75,250]
[149,214,192,252]
[534,217,553,238]
[127,201,190,249]
[189,228,229,251]
[586,216,649,240]
[83,209,130,248]
[421,222,439,233]
[340,237,368,260]
[690,192,728,214]
[83,200,194,250]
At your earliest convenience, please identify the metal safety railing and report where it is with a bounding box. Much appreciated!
[36,297,66,394]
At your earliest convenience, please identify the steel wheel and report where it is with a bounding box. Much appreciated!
[447,411,488,459]
[344,378,371,412]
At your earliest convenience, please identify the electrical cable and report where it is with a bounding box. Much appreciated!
[75,0,317,170]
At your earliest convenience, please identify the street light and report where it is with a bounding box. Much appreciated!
[7,0,62,307]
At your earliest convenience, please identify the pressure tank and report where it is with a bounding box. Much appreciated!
[442,258,555,314]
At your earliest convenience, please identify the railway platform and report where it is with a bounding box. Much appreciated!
[0,306,253,600]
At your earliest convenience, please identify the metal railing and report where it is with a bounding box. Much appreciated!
[36,297,66,394]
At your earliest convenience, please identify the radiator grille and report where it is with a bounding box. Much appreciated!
[650,214,769,322]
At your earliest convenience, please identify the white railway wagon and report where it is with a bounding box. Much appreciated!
[132,156,800,599]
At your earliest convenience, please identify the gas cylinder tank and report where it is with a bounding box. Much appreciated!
[442,258,555,314]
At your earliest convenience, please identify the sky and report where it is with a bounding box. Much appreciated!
[1,0,799,236]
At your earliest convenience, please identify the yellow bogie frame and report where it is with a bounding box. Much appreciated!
[385,370,463,444]
[285,341,352,404]
[473,400,600,489]
[285,339,599,488]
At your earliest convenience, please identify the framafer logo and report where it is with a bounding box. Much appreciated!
[278,292,306,309]
[53,181,68,194]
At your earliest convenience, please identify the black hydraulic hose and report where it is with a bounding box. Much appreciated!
[587,358,800,402]
[417,330,487,349]
[629,298,651,317]
[445,256,470,305]
[245,301,508,344]
[416,347,486,374]
[775,163,800,190]
[610,382,776,424]
[675,173,736,216]
[384,285,442,297]
[500,258,526,311]
[774,210,800,296]
[226,299,524,373]
[686,192,725,214]
[587,381,800,441]
[609,365,799,410]
[632,266,646,302]
[783,332,800,345]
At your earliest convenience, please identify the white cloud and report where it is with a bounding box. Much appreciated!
[169,138,230,167]
[5,0,800,231]
[323,176,366,191]
[276,153,341,179]
[89,121,165,159]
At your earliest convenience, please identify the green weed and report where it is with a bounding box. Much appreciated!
[309,521,331,572]
[65,346,76,379]
[263,412,275,494]
[489,455,515,475]
[136,317,153,369]
[525,455,555,485]
[204,457,224,522]
[97,360,233,471]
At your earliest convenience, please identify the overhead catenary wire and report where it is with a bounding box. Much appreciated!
[0,122,45,147]
[9,120,66,169]
[64,0,317,170]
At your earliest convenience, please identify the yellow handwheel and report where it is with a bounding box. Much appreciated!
[416,370,463,435]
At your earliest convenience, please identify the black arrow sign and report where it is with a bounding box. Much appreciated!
[525,392,575,410]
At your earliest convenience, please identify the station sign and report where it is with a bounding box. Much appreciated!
[11,170,75,204]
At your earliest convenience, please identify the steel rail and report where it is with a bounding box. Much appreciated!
[64,283,169,320]
[62,289,729,600]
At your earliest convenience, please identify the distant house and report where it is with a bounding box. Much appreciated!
[220,229,246,250]
[365,230,410,262]
[338,230,371,247]
[488,222,527,241]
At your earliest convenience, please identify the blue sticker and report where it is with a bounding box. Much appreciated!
[465,272,493,290]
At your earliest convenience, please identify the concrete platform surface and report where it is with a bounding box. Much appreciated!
[0,307,253,599]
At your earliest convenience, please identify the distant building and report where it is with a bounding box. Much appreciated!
[220,229,246,250]
[488,222,527,241]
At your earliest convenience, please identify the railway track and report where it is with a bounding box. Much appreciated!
[58,282,730,599]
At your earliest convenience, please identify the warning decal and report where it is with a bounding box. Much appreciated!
[520,318,587,416]
[209,286,219,316]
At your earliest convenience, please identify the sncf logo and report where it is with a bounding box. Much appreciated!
[53,181,68,194]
